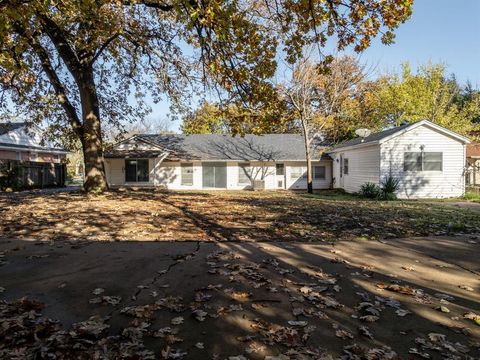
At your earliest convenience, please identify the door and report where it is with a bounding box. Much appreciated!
[339,154,344,188]
[202,162,227,188]
[275,163,285,189]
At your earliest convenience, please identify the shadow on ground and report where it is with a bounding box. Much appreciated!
[0,235,479,359]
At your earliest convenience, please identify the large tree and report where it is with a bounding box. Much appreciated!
[0,0,413,192]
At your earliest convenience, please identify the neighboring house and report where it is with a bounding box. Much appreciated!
[0,122,67,163]
[329,120,470,199]
[104,134,332,190]
[466,142,480,186]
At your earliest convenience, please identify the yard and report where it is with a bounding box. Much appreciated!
[0,189,479,359]
[0,189,479,242]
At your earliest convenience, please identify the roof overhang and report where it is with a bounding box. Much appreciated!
[0,143,68,154]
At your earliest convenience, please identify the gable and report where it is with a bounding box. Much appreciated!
[0,125,43,147]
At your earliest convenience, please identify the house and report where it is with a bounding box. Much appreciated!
[0,122,67,163]
[0,122,68,189]
[104,134,332,190]
[328,120,470,199]
[105,120,470,198]
[466,142,480,186]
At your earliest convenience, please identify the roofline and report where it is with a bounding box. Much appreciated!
[105,156,332,162]
[0,143,68,154]
[328,120,470,153]
[378,120,471,145]
[112,134,167,151]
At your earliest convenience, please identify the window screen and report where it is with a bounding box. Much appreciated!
[314,165,326,179]
[404,152,442,171]
[238,163,251,185]
[181,163,194,186]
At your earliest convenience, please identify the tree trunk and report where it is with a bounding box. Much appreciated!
[79,71,108,193]
[301,118,313,194]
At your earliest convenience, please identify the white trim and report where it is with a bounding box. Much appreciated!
[0,144,68,154]
[379,120,470,145]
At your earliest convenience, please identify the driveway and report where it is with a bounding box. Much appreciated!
[0,235,479,359]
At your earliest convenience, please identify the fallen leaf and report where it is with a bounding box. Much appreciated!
[171,316,184,325]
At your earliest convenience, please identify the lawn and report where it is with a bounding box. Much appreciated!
[0,189,479,242]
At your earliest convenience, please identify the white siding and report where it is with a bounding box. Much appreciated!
[105,159,333,190]
[331,145,380,193]
[0,126,43,147]
[380,125,465,199]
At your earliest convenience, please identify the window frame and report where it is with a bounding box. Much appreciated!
[290,166,307,180]
[125,159,150,182]
[343,158,349,175]
[238,162,252,185]
[30,152,38,162]
[314,165,326,180]
[181,162,194,186]
[404,152,443,172]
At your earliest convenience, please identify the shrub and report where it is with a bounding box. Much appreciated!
[380,175,400,200]
[360,182,381,199]
[0,162,20,191]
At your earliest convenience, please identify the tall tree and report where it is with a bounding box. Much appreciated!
[282,56,373,193]
[0,0,413,192]
[376,63,480,137]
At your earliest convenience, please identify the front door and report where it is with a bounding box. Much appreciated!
[275,163,285,189]
[202,162,227,188]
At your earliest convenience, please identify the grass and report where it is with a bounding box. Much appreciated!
[1,189,479,242]
[463,190,480,202]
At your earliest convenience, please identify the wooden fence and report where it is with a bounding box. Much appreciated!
[0,160,66,190]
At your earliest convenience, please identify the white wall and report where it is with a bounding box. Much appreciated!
[0,126,43,147]
[105,159,333,190]
[331,145,381,193]
[380,125,466,199]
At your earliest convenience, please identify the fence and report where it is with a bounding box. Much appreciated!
[0,159,66,190]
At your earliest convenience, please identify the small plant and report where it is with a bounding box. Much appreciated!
[380,175,400,200]
[359,182,381,199]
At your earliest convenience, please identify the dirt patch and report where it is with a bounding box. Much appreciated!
[1,189,479,242]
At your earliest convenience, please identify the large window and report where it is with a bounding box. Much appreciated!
[125,159,149,182]
[314,165,326,180]
[276,163,284,176]
[181,163,194,186]
[238,162,252,185]
[290,166,307,180]
[404,152,442,171]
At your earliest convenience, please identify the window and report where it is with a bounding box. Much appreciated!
[30,152,38,162]
[125,159,149,182]
[15,152,21,161]
[276,163,284,176]
[314,165,326,180]
[53,154,60,162]
[343,158,349,175]
[290,166,307,180]
[238,162,252,185]
[181,163,194,186]
[404,152,442,171]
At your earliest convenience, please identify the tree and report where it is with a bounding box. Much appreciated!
[376,63,480,137]
[181,100,295,135]
[0,0,413,192]
[282,56,373,193]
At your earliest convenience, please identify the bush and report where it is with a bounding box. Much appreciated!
[380,175,400,201]
[359,182,381,199]
[0,162,20,191]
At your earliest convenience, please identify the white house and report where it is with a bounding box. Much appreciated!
[328,120,470,199]
[104,120,470,198]
[104,134,332,191]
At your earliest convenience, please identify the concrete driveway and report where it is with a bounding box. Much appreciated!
[0,236,479,359]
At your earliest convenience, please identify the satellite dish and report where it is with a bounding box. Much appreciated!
[355,128,371,142]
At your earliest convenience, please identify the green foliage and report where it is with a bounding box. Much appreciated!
[0,163,20,191]
[359,182,381,199]
[380,175,400,201]
[376,63,480,139]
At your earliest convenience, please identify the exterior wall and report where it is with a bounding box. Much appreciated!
[330,144,381,193]
[0,149,65,163]
[380,125,466,199]
[105,158,333,190]
[0,126,43,147]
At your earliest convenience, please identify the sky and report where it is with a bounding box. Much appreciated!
[150,0,480,133]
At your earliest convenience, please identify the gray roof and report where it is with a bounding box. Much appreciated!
[106,134,331,161]
[330,123,412,151]
[0,122,25,136]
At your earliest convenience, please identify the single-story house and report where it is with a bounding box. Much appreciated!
[104,134,332,190]
[0,122,67,163]
[466,142,480,186]
[104,120,470,198]
[329,120,470,198]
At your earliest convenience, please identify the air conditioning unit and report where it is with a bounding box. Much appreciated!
[253,179,265,191]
